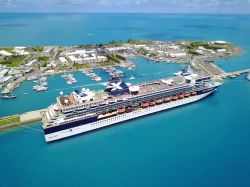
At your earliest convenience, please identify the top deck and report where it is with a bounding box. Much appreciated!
[57,76,188,110]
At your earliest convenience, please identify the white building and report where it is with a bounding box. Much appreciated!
[59,57,68,64]
[0,50,13,57]
[68,55,82,63]
[0,69,9,79]
[26,59,37,66]
[42,47,54,56]
[169,53,186,58]
[64,49,107,64]
[212,41,228,45]
[14,47,30,56]
[217,49,227,53]
[0,76,13,83]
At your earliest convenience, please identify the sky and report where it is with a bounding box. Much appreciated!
[0,0,250,13]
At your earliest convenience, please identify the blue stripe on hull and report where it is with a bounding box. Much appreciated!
[44,116,98,135]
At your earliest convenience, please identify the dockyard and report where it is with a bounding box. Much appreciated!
[0,40,249,131]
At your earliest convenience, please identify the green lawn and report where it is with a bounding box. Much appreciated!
[38,56,49,62]
[32,47,44,52]
[0,116,20,126]
[0,56,25,67]
[0,47,14,53]
[97,61,116,67]
[74,64,90,70]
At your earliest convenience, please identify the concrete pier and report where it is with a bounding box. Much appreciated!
[20,109,46,124]
[218,69,250,79]
[0,109,46,131]
[191,60,250,79]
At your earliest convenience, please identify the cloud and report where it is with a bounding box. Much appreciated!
[0,0,250,13]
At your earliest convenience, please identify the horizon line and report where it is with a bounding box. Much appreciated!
[0,11,250,15]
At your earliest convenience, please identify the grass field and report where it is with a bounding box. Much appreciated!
[0,47,14,53]
[0,56,25,67]
[0,116,20,126]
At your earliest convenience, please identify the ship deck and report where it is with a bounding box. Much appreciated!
[58,76,187,109]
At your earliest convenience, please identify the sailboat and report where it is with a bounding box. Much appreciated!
[129,75,135,80]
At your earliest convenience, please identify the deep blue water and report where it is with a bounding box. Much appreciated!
[0,13,250,187]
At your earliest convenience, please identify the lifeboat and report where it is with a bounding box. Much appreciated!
[164,96,172,103]
[178,94,184,99]
[125,107,132,113]
[149,100,156,106]
[117,107,126,114]
[172,96,178,101]
[164,98,170,103]
[191,91,197,96]
[184,93,190,97]
[141,102,149,108]
[156,99,163,104]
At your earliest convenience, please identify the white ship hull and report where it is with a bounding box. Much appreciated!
[45,89,215,142]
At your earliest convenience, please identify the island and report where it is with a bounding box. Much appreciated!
[0,39,241,95]
[0,40,248,132]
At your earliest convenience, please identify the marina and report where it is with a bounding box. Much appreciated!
[32,77,48,92]
[1,56,250,119]
[62,74,77,85]
[83,70,102,82]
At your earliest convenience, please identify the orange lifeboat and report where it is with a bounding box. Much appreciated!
[184,92,190,97]
[149,100,156,106]
[117,107,126,114]
[141,102,149,108]
[172,96,178,101]
[178,94,184,99]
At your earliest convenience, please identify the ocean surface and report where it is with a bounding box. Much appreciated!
[0,13,250,187]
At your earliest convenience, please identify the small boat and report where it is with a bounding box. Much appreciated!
[67,81,73,85]
[174,71,182,76]
[184,93,190,97]
[178,94,184,99]
[36,86,48,92]
[141,102,149,108]
[156,99,163,104]
[0,94,16,99]
[117,107,126,114]
[247,72,250,81]
[23,92,29,95]
[172,96,178,101]
[149,100,156,106]
[40,82,48,87]
[93,77,102,81]
[33,85,40,90]
[125,107,132,113]
[129,75,135,80]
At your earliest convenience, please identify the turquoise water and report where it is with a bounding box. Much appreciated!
[0,13,250,187]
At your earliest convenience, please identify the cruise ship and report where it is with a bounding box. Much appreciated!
[41,69,221,142]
